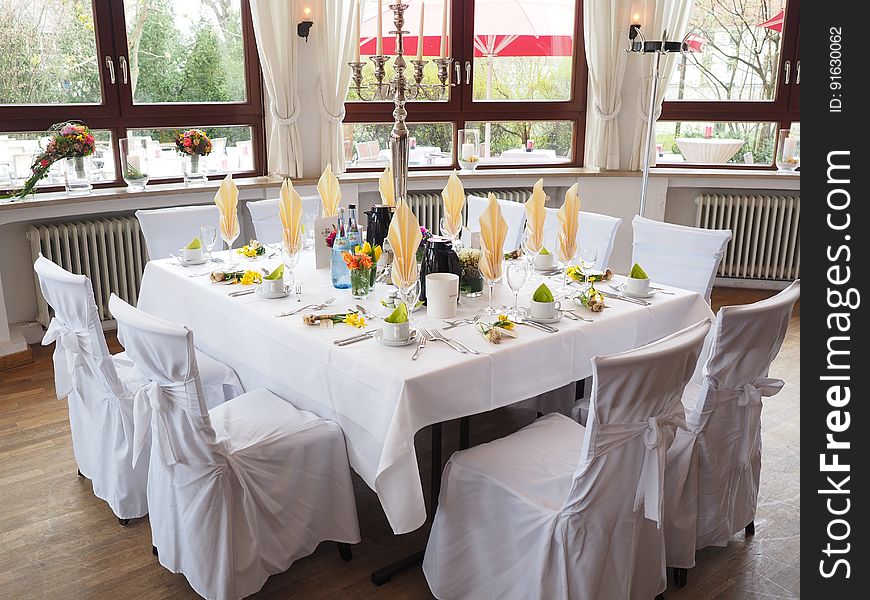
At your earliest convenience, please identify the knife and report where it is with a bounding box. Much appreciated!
[599,290,651,306]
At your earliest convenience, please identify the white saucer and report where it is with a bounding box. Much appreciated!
[374,329,419,347]
[256,285,289,299]
[178,257,207,266]
[612,283,657,299]
[526,310,563,324]
[535,266,561,275]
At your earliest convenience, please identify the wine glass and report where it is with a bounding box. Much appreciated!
[397,278,421,330]
[555,232,577,295]
[200,225,218,263]
[478,249,503,317]
[440,216,462,249]
[505,260,529,319]
[220,216,240,268]
[282,241,302,289]
[578,246,599,290]
[522,226,541,278]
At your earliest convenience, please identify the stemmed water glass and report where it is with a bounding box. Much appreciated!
[397,278,421,330]
[440,216,462,249]
[522,226,542,279]
[479,249,503,317]
[555,233,578,295]
[506,260,529,319]
[200,225,218,263]
[282,240,302,289]
[220,217,240,269]
[578,246,599,290]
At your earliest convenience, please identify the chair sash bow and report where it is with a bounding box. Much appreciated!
[593,412,685,527]
[132,380,197,469]
[42,317,94,399]
[708,376,784,465]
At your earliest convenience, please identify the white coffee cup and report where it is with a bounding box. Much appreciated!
[180,246,203,263]
[625,276,651,296]
[529,299,561,320]
[383,320,411,342]
[260,277,285,296]
[533,252,555,270]
[425,273,459,319]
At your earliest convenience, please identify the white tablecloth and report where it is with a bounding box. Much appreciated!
[137,252,714,534]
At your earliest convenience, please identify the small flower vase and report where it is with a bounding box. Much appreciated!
[183,153,208,187]
[64,156,92,196]
[460,266,484,297]
[351,266,373,299]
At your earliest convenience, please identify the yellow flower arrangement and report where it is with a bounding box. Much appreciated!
[343,313,367,328]
[238,239,266,258]
[355,241,382,263]
[496,315,515,330]
[239,270,262,285]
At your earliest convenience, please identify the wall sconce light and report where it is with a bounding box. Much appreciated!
[298,7,313,42]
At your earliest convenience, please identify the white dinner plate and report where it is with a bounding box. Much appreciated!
[526,310,563,324]
[374,329,419,347]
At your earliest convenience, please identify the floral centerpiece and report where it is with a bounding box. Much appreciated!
[577,281,606,312]
[458,247,484,297]
[343,248,375,299]
[237,239,266,258]
[1,121,96,199]
[175,128,212,185]
[302,311,365,328]
[210,269,262,285]
[356,241,382,285]
[477,314,517,344]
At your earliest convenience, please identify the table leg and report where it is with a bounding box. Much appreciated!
[459,416,470,450]
[371,423,444,586]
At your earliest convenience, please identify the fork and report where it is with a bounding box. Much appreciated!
[411,329,428,361]
[276,297,335,317]
[295,282,302,302]
[432,329,480,354]
[422,328,467,354]
[443,318,477,330]
[563,309,593,322]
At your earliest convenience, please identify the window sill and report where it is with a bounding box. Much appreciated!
[1,167,799,215]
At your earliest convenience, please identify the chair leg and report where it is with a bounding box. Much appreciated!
[337,542,352,562]
[118,518,130,527]
[673,567,688,588]
[745,520,755,536]
[152,546,158,557]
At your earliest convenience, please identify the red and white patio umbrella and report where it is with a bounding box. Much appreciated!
[757,9,785,33]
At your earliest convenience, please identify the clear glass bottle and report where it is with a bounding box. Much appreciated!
[331,208,351,289]
[347,203,361,249]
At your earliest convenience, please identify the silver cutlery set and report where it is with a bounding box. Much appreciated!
[276,297,335,317]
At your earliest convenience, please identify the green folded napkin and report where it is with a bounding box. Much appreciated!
[264,264,284,280]
[385,302,409,323]
[532,283,554,303]
[629,262,649,279]
[185,237,202,250]
[539,247,550,256]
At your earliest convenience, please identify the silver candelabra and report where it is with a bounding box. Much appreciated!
[348,3,454,205]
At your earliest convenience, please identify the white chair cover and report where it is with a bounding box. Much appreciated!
[543,209,623,270]
[465,195,527,253]
[424,319,711,600]
[664,280,800,568]
[136,205,221,259]
[246,195,321,244]
[34,255,148,519]
[109,295,360,600]
[34,257,242,520]
[631,215,732,303]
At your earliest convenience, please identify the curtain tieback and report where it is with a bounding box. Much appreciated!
[594,97,622,121]
[271,101,301,126]
[132,379,199,469]
[319,93,346,123]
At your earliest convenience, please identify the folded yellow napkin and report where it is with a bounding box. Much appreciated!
[387,200,422,289]
[523,178,547,252]
[279,178,303,253]
[379,166,395,207]
[556,183,581,263]
[478,193,508,281]
[441,171,465,237]
[214,173,239,243]
[317,164,341,217]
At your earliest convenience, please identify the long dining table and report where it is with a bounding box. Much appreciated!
[136,250,714,536]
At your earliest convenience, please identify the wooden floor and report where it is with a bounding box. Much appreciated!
[0,287,799,599]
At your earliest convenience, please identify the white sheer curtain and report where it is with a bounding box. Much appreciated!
[583,0,631,170]
[628,0,695,170]
[250,0,304,177]
[317,0,357,173]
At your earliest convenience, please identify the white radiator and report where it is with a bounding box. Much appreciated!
[406,188,531,231]
[694,194,800,282]
[27,216,147,327]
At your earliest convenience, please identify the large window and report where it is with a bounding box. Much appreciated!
[345,0,586,169]
[657,0,800,167]
[0,0,264,192]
